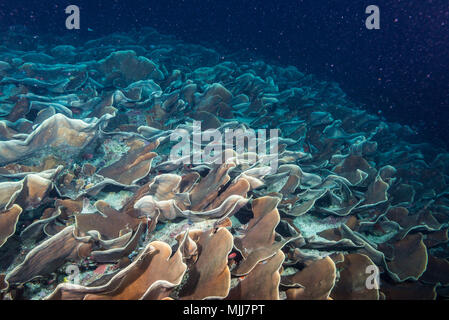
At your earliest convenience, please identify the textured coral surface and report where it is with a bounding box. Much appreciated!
[0,28,448,300]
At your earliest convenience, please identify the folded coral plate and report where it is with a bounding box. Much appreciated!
[0,27,448,301]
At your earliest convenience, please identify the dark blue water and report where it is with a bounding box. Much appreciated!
[1,0,448,147]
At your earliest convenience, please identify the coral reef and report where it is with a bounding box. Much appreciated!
[0,27,448,300]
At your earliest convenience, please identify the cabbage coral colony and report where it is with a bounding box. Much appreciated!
[0,28,448,300]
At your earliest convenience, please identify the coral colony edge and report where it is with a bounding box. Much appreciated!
[0,27,448,301]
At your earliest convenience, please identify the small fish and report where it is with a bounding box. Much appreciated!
[94,264,108,275]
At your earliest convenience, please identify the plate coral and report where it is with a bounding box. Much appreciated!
[0,28,448,300]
